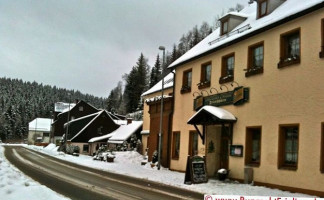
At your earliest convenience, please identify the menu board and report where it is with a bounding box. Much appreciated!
[184,156,208,184]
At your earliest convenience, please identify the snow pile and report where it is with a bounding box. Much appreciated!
[26,144,314,196]
[0,145,69,200]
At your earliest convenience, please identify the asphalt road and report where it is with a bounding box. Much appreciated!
[4,146,204,200]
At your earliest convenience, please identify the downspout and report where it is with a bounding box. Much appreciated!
[167,71,176,168]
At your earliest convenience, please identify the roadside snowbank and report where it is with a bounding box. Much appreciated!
[27,144,314,197]
[0,145,69,200]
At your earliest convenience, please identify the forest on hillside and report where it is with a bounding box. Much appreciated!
[0,77,106,141]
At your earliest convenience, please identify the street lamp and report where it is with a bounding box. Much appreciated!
[158,45,165,170]
[65,93,71,147]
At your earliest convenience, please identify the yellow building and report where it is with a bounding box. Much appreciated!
[166,0,324,196]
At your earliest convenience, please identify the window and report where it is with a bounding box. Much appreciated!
[97,126,103,135]
[172,131,180,159]
[221,20,229,35]
[43,133,50,137]
[198,62,211,89]
[246,41,264,77]
[278,28,301,68]
[79,106,84,111]
[245,127,261,166]
[320,19,324,58]
[181,69,192,94]
[220,53,235,84]
[258,0,268,18]
[83,144,89,153]
[189,131,198,156]
[278,124,299,170]
[321,123,324,173]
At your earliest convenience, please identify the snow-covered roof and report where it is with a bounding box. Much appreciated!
[220,11,249,20]
[169,0,324,69]
[144,95,173,103]
[187,105,236,125]
[108,121,143,143]
[64,111,101,127]
[28,118,52,132]
[54,102,76,113]
[58,100,98,117]
[88,132,115,143]
[141,72,174,96]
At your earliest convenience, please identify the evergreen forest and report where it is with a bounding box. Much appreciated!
[0,77,106,141]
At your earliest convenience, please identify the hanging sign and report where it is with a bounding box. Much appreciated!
[193,87,249,111]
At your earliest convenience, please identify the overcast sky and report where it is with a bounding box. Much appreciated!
[0,0,248,98]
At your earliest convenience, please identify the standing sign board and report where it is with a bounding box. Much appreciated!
[184,155,208,184]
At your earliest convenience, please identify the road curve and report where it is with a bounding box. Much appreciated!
[4,146,203,200]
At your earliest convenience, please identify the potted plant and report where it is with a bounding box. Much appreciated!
[217,168,229,181]
[107,154,115,162]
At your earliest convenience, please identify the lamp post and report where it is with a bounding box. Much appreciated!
[158,45,165,170]
[65,93,71,147]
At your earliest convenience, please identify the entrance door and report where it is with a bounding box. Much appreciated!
[220,125,230,169]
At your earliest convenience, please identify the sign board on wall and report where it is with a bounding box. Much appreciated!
[193,87,249,111]
[230,145,243,157]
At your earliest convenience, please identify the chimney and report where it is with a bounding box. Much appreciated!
[75,99,79,104]
[127,118,133,125]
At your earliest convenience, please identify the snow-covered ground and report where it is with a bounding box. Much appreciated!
[24,144,313,197]
[0,144,70,200]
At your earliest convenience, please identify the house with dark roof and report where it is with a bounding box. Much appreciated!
[51,100,99,144]
[65,110,120,155]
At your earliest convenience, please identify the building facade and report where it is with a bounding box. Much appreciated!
[165,0,324,196]
[141,72,174,166]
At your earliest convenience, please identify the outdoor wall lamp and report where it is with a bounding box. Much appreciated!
[230,81,239,88]
[200,90,209,96]
[210,87,219,94]
[220,85,229,92]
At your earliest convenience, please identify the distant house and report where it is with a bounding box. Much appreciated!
[65,110,120,155]
[51,100,99,144]
[28,118,52,145]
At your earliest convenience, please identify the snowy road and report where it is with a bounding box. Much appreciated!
[4,146,203,200]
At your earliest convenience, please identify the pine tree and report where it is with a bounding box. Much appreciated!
[124,53,150,113]
[171,44,178,63]
[149,54,161,87]
[200,22,212,39]
[191,25,201,47]
[107,81,123,113]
